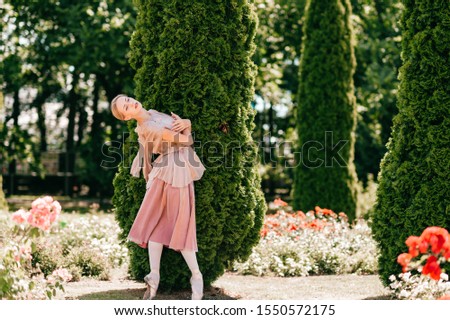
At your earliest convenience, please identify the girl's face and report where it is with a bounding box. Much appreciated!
[116,96,142,120]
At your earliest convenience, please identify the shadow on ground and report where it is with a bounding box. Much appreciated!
[363,295,393,300]
[70,286,238,300]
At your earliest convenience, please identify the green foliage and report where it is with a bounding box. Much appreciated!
[2,1,135,195]
[252,0,306,200]
[65,247,110,279]
[292,0,358,220]
[252,1,401,199]
[66,265,82,283]
[372,0,450,285]
[113,0,267,290]
[254,0,307,97]
[351,0,402,185]
[32,242,62,277]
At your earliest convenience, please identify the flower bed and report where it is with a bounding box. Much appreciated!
[389,226,450,300]
[0,197,128,299]
[233,199,379,276]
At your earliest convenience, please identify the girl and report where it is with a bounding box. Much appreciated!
[111,94,206,300]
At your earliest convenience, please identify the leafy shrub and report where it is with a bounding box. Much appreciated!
[0,196,69,299]
[56,215,128,268]
[372,0,450,285]
[293,0,358,220]
[31,241,63,277]
[65,247,110,279]
[113,0,267,291]
[66,265,82,282]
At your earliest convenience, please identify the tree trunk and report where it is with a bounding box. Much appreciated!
[0,175,8,211]
[65,72,80,195]
[8,90,20,194]
[66,72,80,170]
[34,89,51,152]
[87,81,101,197]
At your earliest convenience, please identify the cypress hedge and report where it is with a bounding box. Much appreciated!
[372,0,450,285]
[112,0,267,290]
[292,0,358,220]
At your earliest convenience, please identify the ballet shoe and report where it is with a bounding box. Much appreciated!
[143,272,159,300]
[190,271,203,300]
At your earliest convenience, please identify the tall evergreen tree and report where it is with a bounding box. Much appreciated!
[292,0,358,220]
[112,0,267,290]
[372,0,450,285]
[352,0,402,186]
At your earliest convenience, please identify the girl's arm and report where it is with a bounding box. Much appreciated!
[166,113,193,146]
[162,127,193,146]
[142,141,152,182]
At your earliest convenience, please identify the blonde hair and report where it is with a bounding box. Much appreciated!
[111,94,127,120]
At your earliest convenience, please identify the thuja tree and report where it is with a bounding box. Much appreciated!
[372,0,450,285]
[112,0,267,290]
[292,0,358,220]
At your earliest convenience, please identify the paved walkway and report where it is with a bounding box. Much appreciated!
[61,268,391,300]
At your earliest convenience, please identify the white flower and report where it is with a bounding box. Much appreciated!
[403,272,411,280]
[399,290,409,298]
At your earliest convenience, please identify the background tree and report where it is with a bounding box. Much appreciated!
[112,0,267,290]
[351,0,402,186]
[252,0,306,201]
[251,0,402,204]
[292,0,359,220]
[3,0,135,198]
[1,3,43,195]
[372,0,450,285]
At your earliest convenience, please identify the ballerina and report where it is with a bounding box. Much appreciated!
[111,94,206,300]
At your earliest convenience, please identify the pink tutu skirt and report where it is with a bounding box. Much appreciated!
[127,145,205,252]
[127,177,198,252]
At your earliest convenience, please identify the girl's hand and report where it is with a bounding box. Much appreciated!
[171,112,191,132]
[171,112,182,120]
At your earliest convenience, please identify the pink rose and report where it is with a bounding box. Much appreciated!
[26,196,61,230]
[11,209,30,224]
[43,196,54,204]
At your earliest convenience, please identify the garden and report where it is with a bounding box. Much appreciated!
[1,0,448,305]
[1,196,449,300]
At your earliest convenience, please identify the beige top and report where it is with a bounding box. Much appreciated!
[130,109,206,188]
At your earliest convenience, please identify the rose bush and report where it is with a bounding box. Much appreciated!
[389,226,450,300]
[233,199,379,276]
[0,196,72,299]
[29,214,128,281]
[1,198,128,299]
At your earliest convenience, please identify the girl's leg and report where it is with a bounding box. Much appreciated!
[181,250,203,300]
[143,241,163,300]
[148,241,163,275]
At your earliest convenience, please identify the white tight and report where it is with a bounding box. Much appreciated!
[147,241,201,276]
[147,241,163,274]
